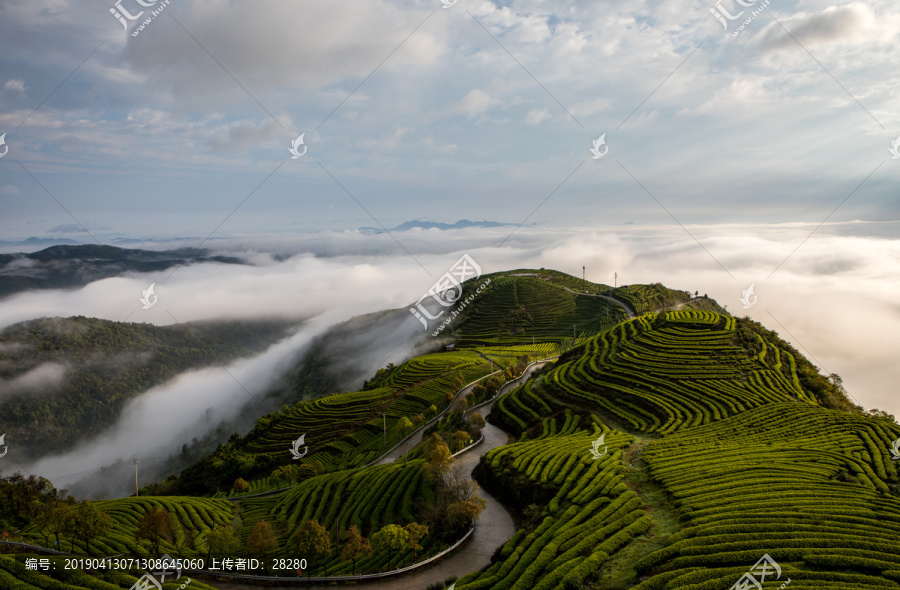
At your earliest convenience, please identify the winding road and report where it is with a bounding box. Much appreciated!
[205,361,548,590]
[206,288,644,589]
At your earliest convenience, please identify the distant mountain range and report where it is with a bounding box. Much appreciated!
[359,219,520,233]
[0,244,245,299]
[0,237,84,248]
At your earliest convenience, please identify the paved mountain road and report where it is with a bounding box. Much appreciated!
[204,362,549,590]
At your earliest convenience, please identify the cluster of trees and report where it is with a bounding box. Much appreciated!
[0,471,115,554]
[417,434,487,542]
[240,518,427,575]
[133,506,194,556]
[230,460,327,493]
[467,354,531,407]
[362,363,397,390]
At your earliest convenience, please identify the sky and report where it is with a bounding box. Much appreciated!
[0,0,899,489]
[0,0,897,238]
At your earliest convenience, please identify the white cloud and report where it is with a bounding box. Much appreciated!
[757,3,900,52]
[455,89,498,118]
[3,79,25,93]
[0,363,67,400]
[119,0,446,101]
[523,108,551,125]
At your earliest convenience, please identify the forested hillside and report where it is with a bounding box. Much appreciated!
[0,316,295,458]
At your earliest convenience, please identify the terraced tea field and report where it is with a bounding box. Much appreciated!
[457,413,651,590]
[635,402,900,588]
[542,311,816,434]
[452,274,629,347]
[4,276,898,590]
[205,350,493,496]
[237,460,434,575]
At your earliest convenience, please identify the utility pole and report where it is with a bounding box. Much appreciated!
[583,266,585,281]
[134,459,138,497]
[615,272,618,288]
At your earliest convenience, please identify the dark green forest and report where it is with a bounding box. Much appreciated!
[0,316,295,458]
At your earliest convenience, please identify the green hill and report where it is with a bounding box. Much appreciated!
[2,273,898,590]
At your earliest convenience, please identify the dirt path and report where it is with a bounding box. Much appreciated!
[202,363,549,590]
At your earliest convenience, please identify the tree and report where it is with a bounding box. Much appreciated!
[371,524,408,570]
[233,478,249,493]
[444,391,455,403]
[468,412,485,430]
[135,505,175,557]
[446,499,487,530]
[412,414,425,427]
[247,521,279,570]
[340,525,372,574]
[71,501,111,555]
[427,443,453,483]
[451,398,467,418]
[34,500,71,549]
[452,372,465,391]
[404,523,428,564]
[291,519,332,576]
[207,524,241,560]
[295,462,324,483]
[448,463,483,502]
[425,404,438,418]
[424,433,445,454]
[395,417,414,464]
[452,430,471,452]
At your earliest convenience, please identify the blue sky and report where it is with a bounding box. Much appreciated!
[0,0,897,241]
